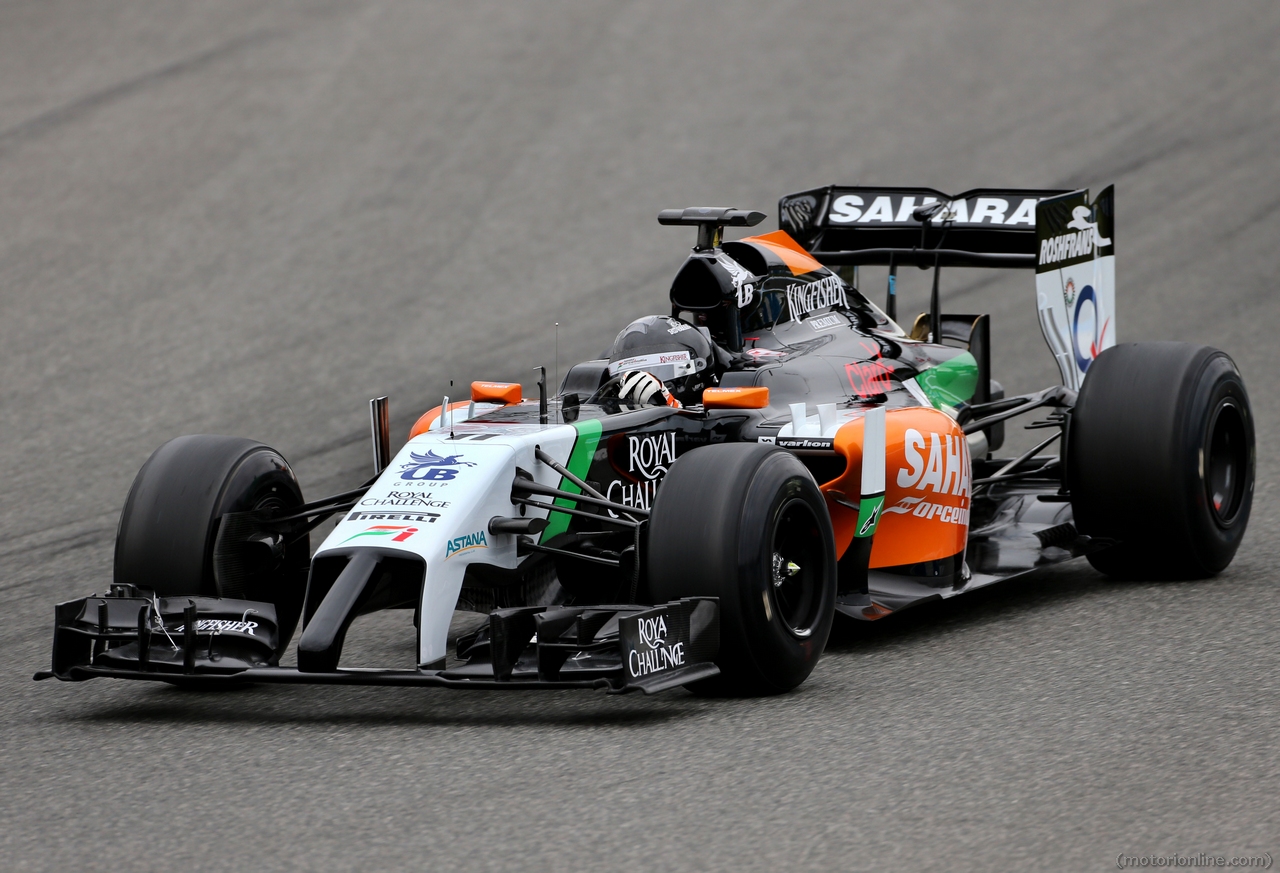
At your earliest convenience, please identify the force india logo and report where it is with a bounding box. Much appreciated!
[885,427,971,526]
[628,614,686,678]
[342,524,419,544]
[607,432,675,516]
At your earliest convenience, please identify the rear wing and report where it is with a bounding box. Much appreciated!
[778,186,1068,268]
[778,185,1117,389]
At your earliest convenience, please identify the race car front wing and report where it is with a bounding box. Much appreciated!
[33,589,721,695]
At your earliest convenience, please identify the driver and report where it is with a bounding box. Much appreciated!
[604,315,728,408]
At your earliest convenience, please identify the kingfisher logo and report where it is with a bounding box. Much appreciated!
[444,530,488,559]
[786,274,847,317]
[399,450,476,482]
[341,524,419,544]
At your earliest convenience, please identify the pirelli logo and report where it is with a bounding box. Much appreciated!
[346,511,441,523]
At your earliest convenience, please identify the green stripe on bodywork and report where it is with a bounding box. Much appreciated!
[855,495,884,538]
[915,351,979,408]
[540,418,603,541]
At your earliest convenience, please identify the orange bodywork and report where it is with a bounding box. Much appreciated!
[741,229,827,276]
[702,386,770,409]
[408,401,472,440]
[409,381,523,439]
[821,406,970,567]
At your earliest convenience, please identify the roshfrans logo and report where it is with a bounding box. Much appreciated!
[1039,205,1112,267]
[399,450,476,482]
[341,524,419,544]
[444,529,488,559]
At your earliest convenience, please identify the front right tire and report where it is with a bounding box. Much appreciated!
[647,443,837,695]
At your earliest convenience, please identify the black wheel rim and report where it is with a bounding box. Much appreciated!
[1205,399,1247,527]
[769,497,826,638]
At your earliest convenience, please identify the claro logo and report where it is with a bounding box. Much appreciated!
[895,428,971,497]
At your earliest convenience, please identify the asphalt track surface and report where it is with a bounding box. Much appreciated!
[2,3,1278,871]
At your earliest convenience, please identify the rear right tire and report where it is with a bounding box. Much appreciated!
[1067,342,1254,579]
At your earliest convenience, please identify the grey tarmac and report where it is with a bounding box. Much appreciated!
[1,2,1277,871]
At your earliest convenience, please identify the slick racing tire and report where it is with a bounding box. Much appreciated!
[1068,342,1254,580]
[648,443,836,695]
[114,435,310,654]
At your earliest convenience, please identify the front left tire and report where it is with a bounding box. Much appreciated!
[114,434,310,653]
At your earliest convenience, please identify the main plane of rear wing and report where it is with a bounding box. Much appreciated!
[779,186,1069,268]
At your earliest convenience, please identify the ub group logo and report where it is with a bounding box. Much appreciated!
[398,450,476,482]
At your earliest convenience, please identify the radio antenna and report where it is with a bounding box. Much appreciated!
[449,380,455,439]
[535,366,548,425]
[554,322,560,412]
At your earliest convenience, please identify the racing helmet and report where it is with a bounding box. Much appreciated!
[606,315,718,406]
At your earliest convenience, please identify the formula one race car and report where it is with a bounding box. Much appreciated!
[36,184,1255,696]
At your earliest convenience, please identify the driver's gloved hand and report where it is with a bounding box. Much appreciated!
[619,371,682,408]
